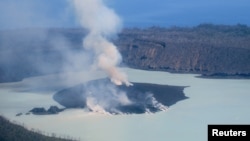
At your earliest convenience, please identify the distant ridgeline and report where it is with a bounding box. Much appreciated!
[1,24,250,82]
[117,24,250,78]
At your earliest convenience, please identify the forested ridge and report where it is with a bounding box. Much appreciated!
[0,24,250,82]
[0,116,77,141]
[117,24,250,76]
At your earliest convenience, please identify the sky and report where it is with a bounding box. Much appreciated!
[0,0,250,29]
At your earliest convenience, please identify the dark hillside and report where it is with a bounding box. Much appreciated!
[0,115,76,141]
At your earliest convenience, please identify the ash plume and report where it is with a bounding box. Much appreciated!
[72,0,132,86]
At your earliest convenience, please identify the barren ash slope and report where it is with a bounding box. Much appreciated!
[53,78,187,114]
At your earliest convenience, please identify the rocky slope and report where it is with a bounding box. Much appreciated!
[116,24,250,77]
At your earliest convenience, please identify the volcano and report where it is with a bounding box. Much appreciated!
[53,78,188,114]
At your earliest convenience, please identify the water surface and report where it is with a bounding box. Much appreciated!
[0,68,249,141]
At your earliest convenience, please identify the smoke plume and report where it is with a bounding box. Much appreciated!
[72,0,132,86]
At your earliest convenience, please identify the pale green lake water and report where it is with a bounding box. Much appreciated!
[0,68,250,141]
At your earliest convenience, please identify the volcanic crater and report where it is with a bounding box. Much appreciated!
[53,78,188,114]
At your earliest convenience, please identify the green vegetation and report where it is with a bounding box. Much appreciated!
[0,116,78,141]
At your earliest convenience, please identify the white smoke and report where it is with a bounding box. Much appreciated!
[148,95,168,112]
[72,0,132,86]
[86,97,110,115]
[84,79,133,114]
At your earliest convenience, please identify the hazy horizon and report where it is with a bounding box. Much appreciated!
[0,0,250,29]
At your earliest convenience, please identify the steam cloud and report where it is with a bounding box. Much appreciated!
[0,0,168,115]
[72,0,132,86]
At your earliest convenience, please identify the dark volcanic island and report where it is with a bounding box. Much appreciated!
[53,78,188,115]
